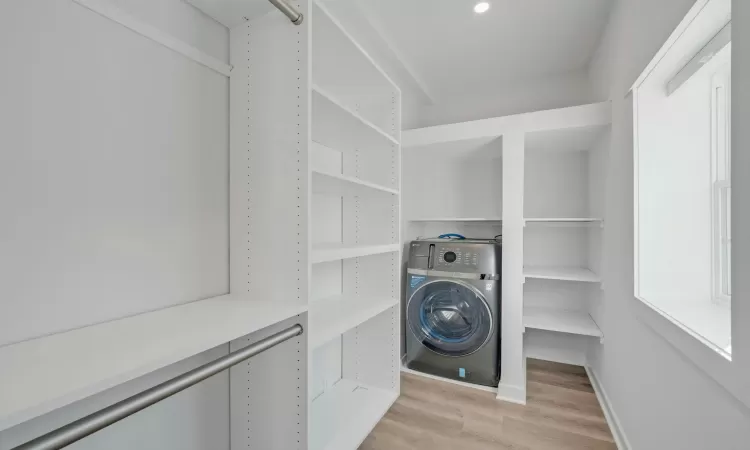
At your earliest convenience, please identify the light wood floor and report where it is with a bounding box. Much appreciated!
[359,359,617,450]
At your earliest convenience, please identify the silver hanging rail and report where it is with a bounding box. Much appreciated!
[12,324,304,450]
[268,0,304,25]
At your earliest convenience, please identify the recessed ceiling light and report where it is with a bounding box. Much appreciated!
[474,2,490,13]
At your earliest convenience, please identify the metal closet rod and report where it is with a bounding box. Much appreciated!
[268,0,304,25]
[12,324,304,450]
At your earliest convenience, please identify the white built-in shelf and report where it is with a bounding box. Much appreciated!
[312,169,399,197]
[0,295,307,431]
[524,307,602,339]
[311,243,400,264]
[310,295,398,349]
[312,1,399,129]
[403,102,611,148]
[409,217,503,223]
[524,218,603,226]
[312,85,398,150]
[185,0,274,28]
[524,266,601,283]
[311,378,398,450]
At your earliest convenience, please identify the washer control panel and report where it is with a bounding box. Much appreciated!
[437,247,479,268]
[408,240,500,273]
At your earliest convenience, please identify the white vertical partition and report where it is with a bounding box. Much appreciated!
[499,132,527,404]
[229,4,310,307]
[230,315,307,450]
[228,1,311,448]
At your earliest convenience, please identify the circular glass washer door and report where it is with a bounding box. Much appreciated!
[407,279,494,357]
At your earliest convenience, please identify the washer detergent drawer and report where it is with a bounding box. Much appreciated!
[408,241,435,269]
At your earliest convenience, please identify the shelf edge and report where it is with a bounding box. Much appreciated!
[312,85,399,146]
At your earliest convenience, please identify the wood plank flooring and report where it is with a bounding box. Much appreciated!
[359,359,617,450]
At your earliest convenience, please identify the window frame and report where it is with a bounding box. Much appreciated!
[710,62,732,305]
[630,0,749,411]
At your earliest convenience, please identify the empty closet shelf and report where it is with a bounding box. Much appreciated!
[523,266,601,283]
[312,86,398,152]
[524,307,602,338]
[312,243,399,264]
[310,295,398,348]
[312,169,399,197]
[408,217,502,222]
[311,379,398,450]
[524,217,603,225]
[0,295,307,432]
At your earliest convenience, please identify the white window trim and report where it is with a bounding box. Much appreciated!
[710,63,731,305]
[631,0,749,411]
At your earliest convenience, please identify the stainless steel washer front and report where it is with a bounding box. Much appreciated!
[407,279,493,357]
[405,238,501,387]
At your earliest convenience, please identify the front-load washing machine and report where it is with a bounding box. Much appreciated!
[405,238,502,387]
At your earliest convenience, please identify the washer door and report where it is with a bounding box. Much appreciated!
[407,280,494,357]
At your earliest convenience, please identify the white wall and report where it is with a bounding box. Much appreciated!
[524,150,590,218]
[0,0,230,447]
[587,0,750,448]
[405,71,594,129]
[0,0,230,346]
[732,0,750,415]
[402,152,503,220]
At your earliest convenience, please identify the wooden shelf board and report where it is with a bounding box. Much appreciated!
[185,0,274,28]
[310,378,398,450]
[0,295,307,431]
[524,218,604,228]
[523,266,601,283]
[409,217,503,222]
[312,85,399,148]
[312,169,399,197]
[310,295,398,349]
[313,1,400,93]
[311,243,399,264]
[524,307,602,338]
[524,217,602,223]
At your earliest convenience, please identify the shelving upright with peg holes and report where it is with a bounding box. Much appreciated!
[0,0,400,449]
[191,0,402,447]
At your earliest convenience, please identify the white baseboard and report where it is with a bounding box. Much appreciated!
[496,382,527,405]
[586,367,631,450]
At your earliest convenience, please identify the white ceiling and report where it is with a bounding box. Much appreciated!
[325,0,614,103]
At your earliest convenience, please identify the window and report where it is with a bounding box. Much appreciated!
[633,0,731,358]
[711,61,731,304]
